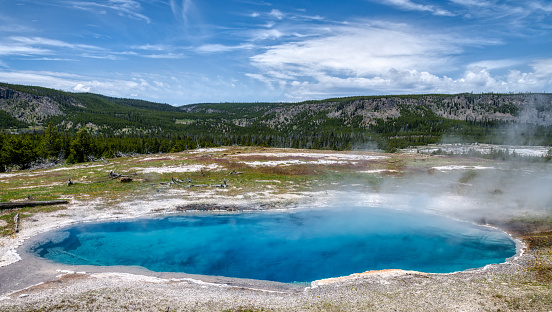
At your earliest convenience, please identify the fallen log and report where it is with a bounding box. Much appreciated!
[14,213,19,233]
[171,177,187,187]
[0,200,69,210]
[91,171,137,184]
[212,180,229,188]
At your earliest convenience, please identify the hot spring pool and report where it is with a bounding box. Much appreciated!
[31,207,517,283]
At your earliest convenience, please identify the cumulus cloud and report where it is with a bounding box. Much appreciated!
[250,23,463,79]
[276,65,552,100]
[73,83,91,92]
[247,22,552,100]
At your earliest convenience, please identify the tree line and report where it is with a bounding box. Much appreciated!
[3,107,552,171]
[0,123,368,172]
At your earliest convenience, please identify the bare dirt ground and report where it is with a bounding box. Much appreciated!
[0,146,551,311]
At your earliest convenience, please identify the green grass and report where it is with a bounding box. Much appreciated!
[1,205,67,236]
[0,147,325,206]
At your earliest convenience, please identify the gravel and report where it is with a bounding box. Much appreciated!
[1,257,550,312]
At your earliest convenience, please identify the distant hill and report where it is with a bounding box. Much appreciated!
[182,93,552,132]
[1,82,552,149]
[0,83,190,134]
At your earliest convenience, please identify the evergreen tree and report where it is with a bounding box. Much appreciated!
[39,122,62,160]
[68,128,94,163]
[0,135,37,170]
[0,133,7,172]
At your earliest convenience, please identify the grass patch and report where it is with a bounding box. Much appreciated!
[1,204,67,236]
[523,232,552,283]
[458,169,478,184]
[0,212,29,236]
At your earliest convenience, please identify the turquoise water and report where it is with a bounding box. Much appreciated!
[32,207,516,283]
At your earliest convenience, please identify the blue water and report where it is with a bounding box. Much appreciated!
[31,207,516,283]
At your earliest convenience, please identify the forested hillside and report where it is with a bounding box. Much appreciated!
[1,82,552,171]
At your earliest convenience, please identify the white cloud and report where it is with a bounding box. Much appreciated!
[196,43,255,53]
[9,36,102,50]
[68,0,151,23]
[450,0,493,7]
[376,0,455,16]
[0,45,51,56]
[294,14,325,21]
[132,44,173,51]
[249,29,285,40]
[181,0,194,26]
[453,0,552,14]
[81,53,120,60]
[250,24,462,78]
[450,0,552,23]
[530,58,552,78]
[277,65,552,100]
[0,69,139,95]
[530,1,552,12]
[0,69,270,105]
[170,0,198,27]
[73,83,91,92]
[153,81,165,88]
[0,15,32,33]
[246,21,552,100]
[467,59,526,71]
[0,70,90,90]
[245,73,276,90]
[269,9,285,20]
[141,53,185,59]
[129,44,188,58]
[0,36,109,61]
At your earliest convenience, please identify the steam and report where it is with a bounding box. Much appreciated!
[322,160,551,235]
[333,95,552,233]
[381,95,552,231]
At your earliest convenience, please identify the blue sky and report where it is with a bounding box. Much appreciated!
[0,0,551,105]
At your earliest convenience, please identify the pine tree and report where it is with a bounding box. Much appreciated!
[68,128,94,163]
[39,122,62,160]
